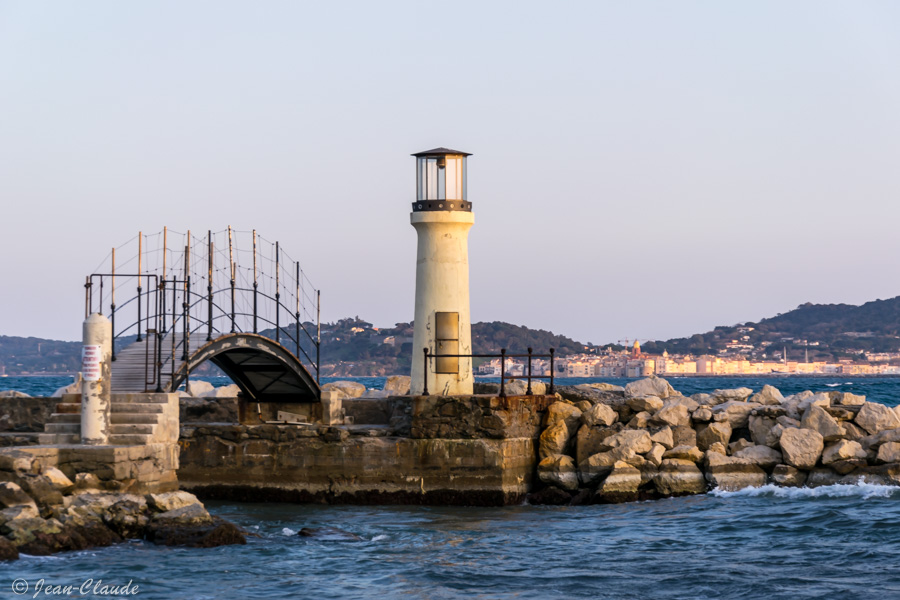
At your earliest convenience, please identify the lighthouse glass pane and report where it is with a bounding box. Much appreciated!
[417,158,426,200]
[425,158,438,200]
[444,157,459,200]
[462,157,467,200]
[437,162,445,200]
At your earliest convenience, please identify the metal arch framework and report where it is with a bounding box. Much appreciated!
[171,334,320,402]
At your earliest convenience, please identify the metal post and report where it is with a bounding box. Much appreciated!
[207,231,214,342]
[183,245,190,361]
[110,248,116,361]
[170,279,176,384]
[275,241,280,343]
[549,348,555,393]
[252,229,258,334]
[500,348,507,398]
[229,226,235,333]
[99,276,104,315]
[136,231,143,342]
[295,262,300,359]
[316,289,321,384]
[155,284,163,393]
[422,348,429,395]
[526,347,533,395]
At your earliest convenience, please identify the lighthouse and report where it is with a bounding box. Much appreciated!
[409,147,474,396]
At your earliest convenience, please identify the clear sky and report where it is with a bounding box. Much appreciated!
[2,1,900,344]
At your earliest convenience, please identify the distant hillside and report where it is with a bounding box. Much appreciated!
[0,336,81,376]
[640,297,900,361]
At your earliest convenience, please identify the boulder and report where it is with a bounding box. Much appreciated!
[74,473,102,492]
[748,385,784,406]
[321,381,366,399]
[806,468,843,488]
[0,504,40,524]
[41,467,74,495]
[653,459,707,496]
[672,426,697,448]
[579,447,634,485]
[574,401,593,413]
[147,491,202,513]
[779,428,824,470]
[801,405,844,442]
[383,376,411,396]
[0,390,30,398]
[650,401,690,428]
[855,402,900,435]
[860,428,900,451]
[698,422,732,452]
[0,536,18,561]
[626,396,664,413]
[582,404,618,428]
[840,422,867,442]
[691,393,720,407]
[575,424,622,465]
[0,482,38,513]
[646,443,666,466]
[749,415,777,447]
[199,383,241,398]
[526,487,573,505]
[577,382,622,393]
[103,499,149,539]
[713,388,754,402]
[782,391,815,420]
[707,442,727,455]
[504,380,547,396]
[728,439,754,455]
[183,380,215,397]
[705,453,767,491]
[765,423,786,449]
[544,402,583,429]
[822,440,867,465]
[710,401,762,429]
[733,445,782,470]
[537,454,579,491]
[692,407,713,423]
[626,411,651,429]
[2,517,87,555]
[601,429,653,455]
[836,392,866,406]
[771,464,806,487]
[663,445,703,462]
[51,373,82,397]
[876,442,900,464]
[16,474,63,511]
[649,427,674,450]
[539,420,575,460]
[624,377,677,399]
[594,461,642,502]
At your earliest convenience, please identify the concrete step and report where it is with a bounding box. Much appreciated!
[108,433,152,445]
[55,403,81,414]
[110,424,156,436]
[45,423,80,434]
[112,394,171,404]
[38,433,79,445]
[110,413,159,425]
[111,403,165,414]
[49,413,80,424]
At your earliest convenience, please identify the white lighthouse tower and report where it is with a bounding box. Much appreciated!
[409,147,474,396]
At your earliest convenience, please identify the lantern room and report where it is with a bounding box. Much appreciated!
[412,147,472,211]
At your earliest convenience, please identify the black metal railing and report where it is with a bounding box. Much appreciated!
[84,273,321,393]
[422,347,555,397]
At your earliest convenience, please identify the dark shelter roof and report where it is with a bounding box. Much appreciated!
[411,147,472,157]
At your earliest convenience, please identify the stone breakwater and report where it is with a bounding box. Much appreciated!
[532,377,900,504]
[0,450,245,561]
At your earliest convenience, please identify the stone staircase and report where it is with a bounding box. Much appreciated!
[39,393,176,446]
[111,332,207,393]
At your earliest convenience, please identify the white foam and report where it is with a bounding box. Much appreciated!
[825,383,840,387]
[710,481,900,500]
[281,527,297,536]
[371,534,387,542]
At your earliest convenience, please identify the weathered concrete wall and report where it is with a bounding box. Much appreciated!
[0,443,179,493]
[178,394,555,506]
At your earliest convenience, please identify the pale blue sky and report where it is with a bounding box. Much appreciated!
[2,1,900,344]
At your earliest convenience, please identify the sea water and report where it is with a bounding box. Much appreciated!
[4,376,900,598]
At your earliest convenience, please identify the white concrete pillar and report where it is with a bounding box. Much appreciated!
[81,313,112,445]
[410,211,474,396]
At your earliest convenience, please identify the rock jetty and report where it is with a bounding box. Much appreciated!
[0,451,245,561]
[531,377,900,504]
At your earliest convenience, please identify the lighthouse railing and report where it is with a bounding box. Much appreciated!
[422,347,555,397]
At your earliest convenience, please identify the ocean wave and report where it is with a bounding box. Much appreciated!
[825,383,840,387]
[371,534,388,542]
[710,481,900,500]
[281,527,297,536]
